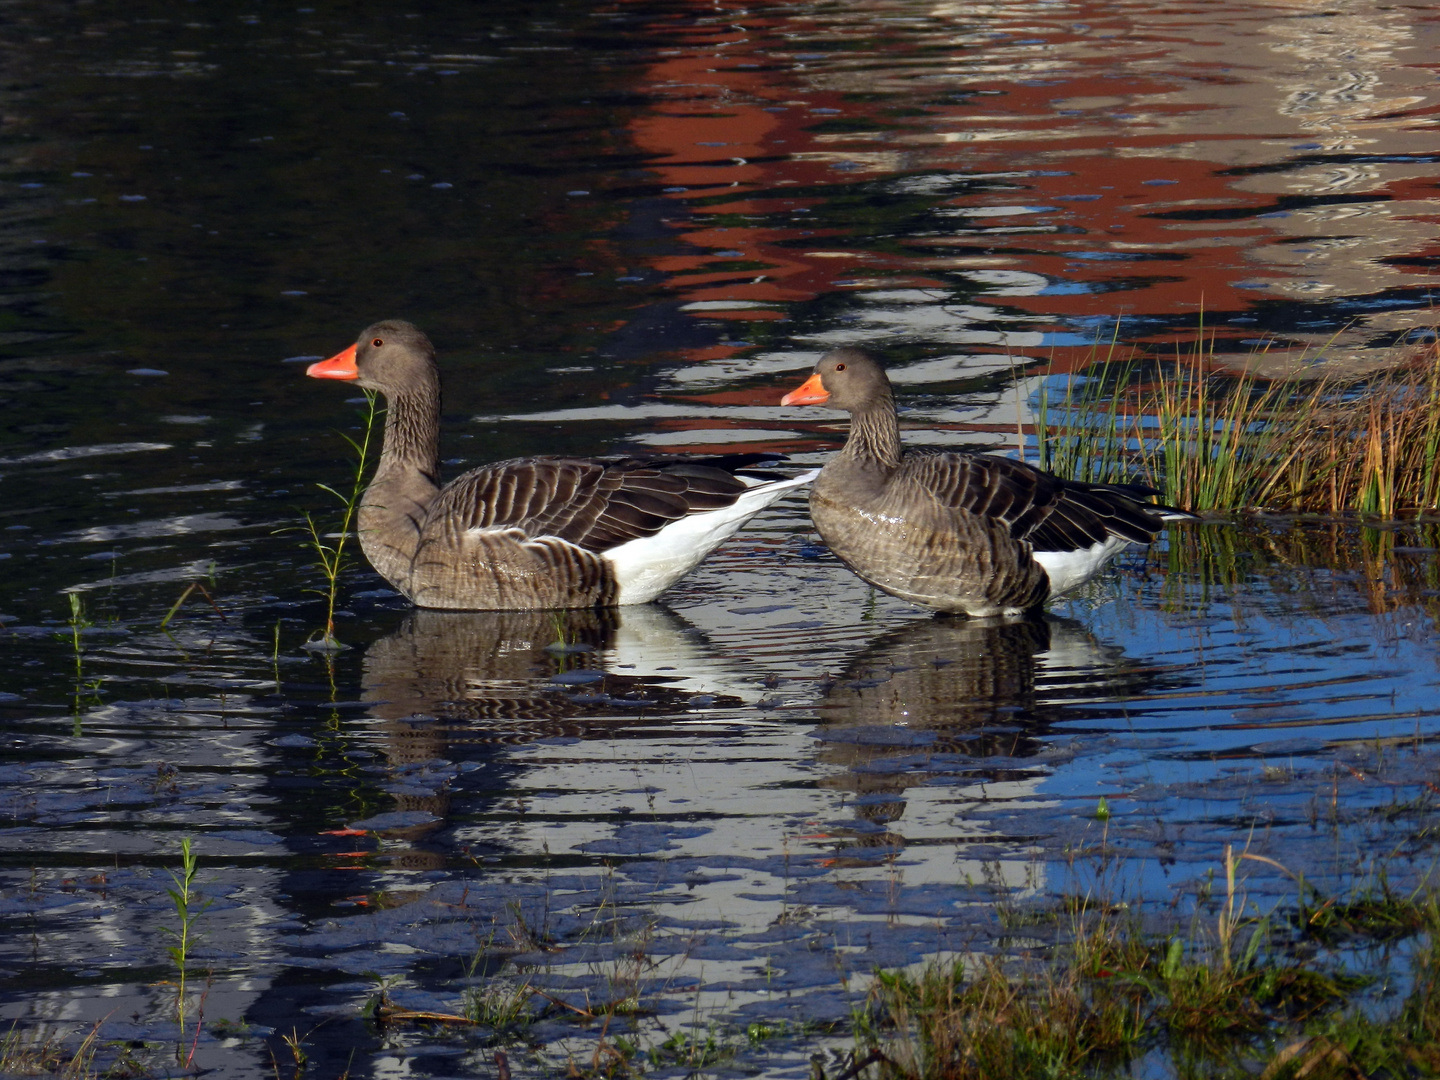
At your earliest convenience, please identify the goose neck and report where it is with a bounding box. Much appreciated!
[376,383,441,485]
[842,399,903,470]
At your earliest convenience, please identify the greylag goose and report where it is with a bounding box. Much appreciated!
[307,320,816,610]
[781,347,1194,617]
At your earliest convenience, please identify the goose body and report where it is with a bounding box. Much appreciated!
[781,348,1194,617]
[307,320,815,610]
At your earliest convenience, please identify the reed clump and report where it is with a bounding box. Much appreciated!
[1034,341,1440,517]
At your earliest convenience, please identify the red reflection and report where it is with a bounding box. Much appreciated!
[615,1,1381,377]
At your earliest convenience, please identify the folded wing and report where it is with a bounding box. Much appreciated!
[425,455,763,552]
[900,450,1173,554]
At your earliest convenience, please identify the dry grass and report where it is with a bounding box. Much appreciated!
[0,1022,103,1078]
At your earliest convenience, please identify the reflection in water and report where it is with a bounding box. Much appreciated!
[616,0,1440,435]
[361,604,752,732]
[4,521,1440,1077]
[819,616,1087,745]
[356,605,756,857]
[807,613,1156,857]
[354,601,1164,876]
[1159,517,1440,629]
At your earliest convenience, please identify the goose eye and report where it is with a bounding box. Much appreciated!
[371,337,384,347]
[834,362,846,371]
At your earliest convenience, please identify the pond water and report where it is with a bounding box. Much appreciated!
[3,0,1440,1076]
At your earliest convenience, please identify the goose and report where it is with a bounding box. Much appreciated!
[306,320,816,610]
[781,347,1194,617]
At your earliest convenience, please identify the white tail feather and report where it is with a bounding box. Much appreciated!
[607,469,818,604]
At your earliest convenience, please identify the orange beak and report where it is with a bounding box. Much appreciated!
[306,343,359,380]
[781,371,829,406]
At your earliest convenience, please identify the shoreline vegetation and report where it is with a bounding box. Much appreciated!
[853,908,1440,1079]
[1032,335,1440,518]
[852,846,1440,1080]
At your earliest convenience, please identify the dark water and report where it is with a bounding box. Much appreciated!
[4,1,1440,1076]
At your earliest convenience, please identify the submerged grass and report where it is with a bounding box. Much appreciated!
[1032,336,1440,516]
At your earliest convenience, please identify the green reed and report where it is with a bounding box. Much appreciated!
[1033,337,1440,517]
[65,593,87,683]
[1034,358,1136,487]
[163,837,211,1034]
[301,389,380,650]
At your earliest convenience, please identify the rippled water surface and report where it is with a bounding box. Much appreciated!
[3,1,1440,1076]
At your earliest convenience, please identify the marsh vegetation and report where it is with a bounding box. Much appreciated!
[1035,340,1440,517]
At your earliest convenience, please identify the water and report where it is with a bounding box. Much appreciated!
[3,1,1440,1075]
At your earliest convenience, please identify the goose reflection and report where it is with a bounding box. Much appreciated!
[361,604,751,738]
[352,604,758,866]
[809,613,1159,857]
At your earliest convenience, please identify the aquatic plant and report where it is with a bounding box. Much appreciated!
[58,593,105,730]
[163,837,211,1035]
[851,848,1440,1080]
[64,592,87,682]
[299,389,380,651]
[274,1028,308,1076]
[1032,338,1440,516]
[464,977,538,1033]
[159,579,225,631]
[271,618,283,692]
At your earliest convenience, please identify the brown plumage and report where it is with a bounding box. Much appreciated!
[307,320,815,610]
[781,347,1194,616]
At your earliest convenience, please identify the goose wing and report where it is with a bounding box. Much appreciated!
[423,456,754,553]
[900,450,1167,553]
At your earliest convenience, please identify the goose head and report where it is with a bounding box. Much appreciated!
[780,347,892,413]
[307,319,438,395]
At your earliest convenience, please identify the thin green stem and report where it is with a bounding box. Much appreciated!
[164,837,210,1034]
[304,390,380,649]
